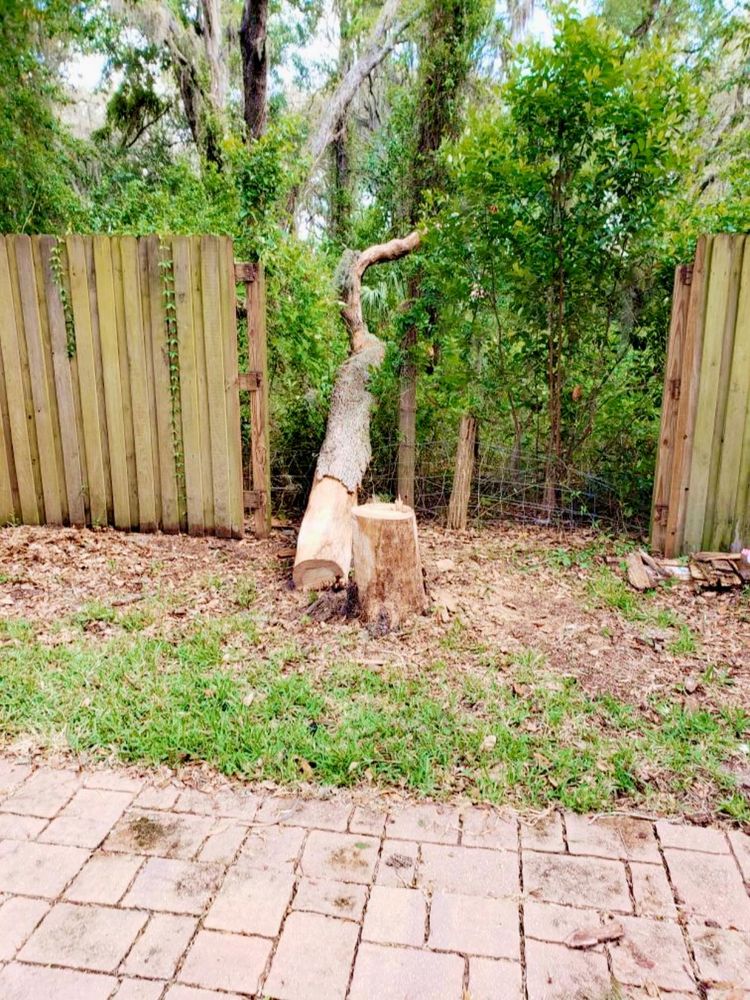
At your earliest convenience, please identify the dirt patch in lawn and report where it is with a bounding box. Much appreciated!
[1,519,747,713]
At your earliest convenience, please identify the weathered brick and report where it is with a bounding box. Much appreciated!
[0,840,89,896]
[428,891,520,959]
[300,830,379,884]
[385,803,460,844]
[265,911,359,1000]
[0,963,116,1000]
[197,822,247,864]
[0,760,32,796]
[689,923,750,989]
[134,784,180,811]
[363,885,427,946]
[524,900,605,945]
[609,915,695,991]
[376,839,418,887]
[174,787,260,822]
[657,821,729,854]
[630,860,677,918]
[418,842,517,898]
[349,804,386,837]
[65,852,143,905]
[83,770,144,793]
[238,823,305,871]
[0,768,80,818]
[565,814,660,862]
[122,913,197,979]
[523,851,631,911]
[461,807,517,851]
[104,809,215,859]
[205,865,294,936]
[665,849,750,930]
[525,939,610,1000]
[255,795,351,831]
[349,943,464,1000]
[19,902,147,972]
[178,929,271,995]
[124,858,223,915]
[0,812,47,839]
[0,896,49,960]
[520,812,565,852]
[113,980,166,1000]
[293,876,367,922]
[729,830,750,882]
[469,957,523,1000]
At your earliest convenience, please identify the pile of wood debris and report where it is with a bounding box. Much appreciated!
[626,549,750,591]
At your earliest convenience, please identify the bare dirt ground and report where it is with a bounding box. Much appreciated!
[1,519,748,715]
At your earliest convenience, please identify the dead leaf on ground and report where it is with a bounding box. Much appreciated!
[564,921,624,949]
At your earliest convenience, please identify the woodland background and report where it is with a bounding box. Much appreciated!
[1,0,748,528]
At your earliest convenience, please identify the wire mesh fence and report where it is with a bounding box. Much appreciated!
[272,432,629,532]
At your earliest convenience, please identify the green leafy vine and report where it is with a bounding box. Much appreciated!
[158,237,187,520]
[49,240,76,358]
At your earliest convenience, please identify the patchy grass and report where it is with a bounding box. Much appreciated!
[1,617,747,820]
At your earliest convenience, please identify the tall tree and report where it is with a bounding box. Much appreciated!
[396,0,491,506]
[240,0,270,140]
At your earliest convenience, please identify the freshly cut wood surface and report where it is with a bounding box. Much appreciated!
[293,476,355,589]
[352,500,426,627]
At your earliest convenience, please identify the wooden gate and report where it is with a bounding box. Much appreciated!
[0,235,270,538]
[651,234,750,556]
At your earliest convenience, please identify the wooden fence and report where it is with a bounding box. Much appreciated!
[0,234,270,538]
[651,234,750,556]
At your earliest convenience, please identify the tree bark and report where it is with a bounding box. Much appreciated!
[352,501,426,628]
[447,414,477,530]
[240,0,269,140]
[293,231,421,589]
[201,0,227,110]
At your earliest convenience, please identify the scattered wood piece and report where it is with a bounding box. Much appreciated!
[626,551,654,591]
[276,547,296,559]
[564,922,624,950]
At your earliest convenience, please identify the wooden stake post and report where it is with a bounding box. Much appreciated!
[236,262,271,538]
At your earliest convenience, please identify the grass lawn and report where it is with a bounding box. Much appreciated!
[1,522,748,821]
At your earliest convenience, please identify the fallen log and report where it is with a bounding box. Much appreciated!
[293,231,421,590]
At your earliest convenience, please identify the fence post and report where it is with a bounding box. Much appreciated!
[245,263,271,538]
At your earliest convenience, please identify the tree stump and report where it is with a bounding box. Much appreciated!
[351,501,426,628]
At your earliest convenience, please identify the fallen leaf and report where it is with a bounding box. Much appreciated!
[481,734,497,752]
[564,922,624,949]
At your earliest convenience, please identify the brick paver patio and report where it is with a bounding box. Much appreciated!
[0,755,748,999]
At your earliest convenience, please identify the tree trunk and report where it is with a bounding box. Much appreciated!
[201,0,227,110]
[240,0,269,140]
[447,414,477,530]
[397,298,417,507]
[352,501,426,628]
[293,231,421,590]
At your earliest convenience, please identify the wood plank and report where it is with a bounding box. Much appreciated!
[0,315,20,521]
[138,237,163,528]
[701,235,743,548]
[710,236,749,550]
[665,236,713,556]
[0,393,13,523]
[190,237,214,533]
[684,235,734,552]
[145,236,181,532]
[5,237,45,519]
[201,235,231,537]
[172,236,205,536]
[120,236,158,531]
[38,237,86,526]
[14,236,63,524]
[85,237,113,524]
[93,236,132,529]
[651,264,691,553]
[221,241,244,538]
[66,234,108,526]
[246,261,271,538]
[30,237,68,524]
[0,237,41,523]
[109,237,139,528]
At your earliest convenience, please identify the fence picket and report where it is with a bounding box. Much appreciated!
[221,239,244,538]
[201,235,231,537]
[14,236,63,524]
[66,235,108,526]
[38,237,86,526]
[0,237,41,523]
[190,237,214,534]
[120,236,158,531]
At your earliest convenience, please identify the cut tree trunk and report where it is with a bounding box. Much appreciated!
[293,231,421,590]
[352,501,426,628]
[447,414,477,530]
